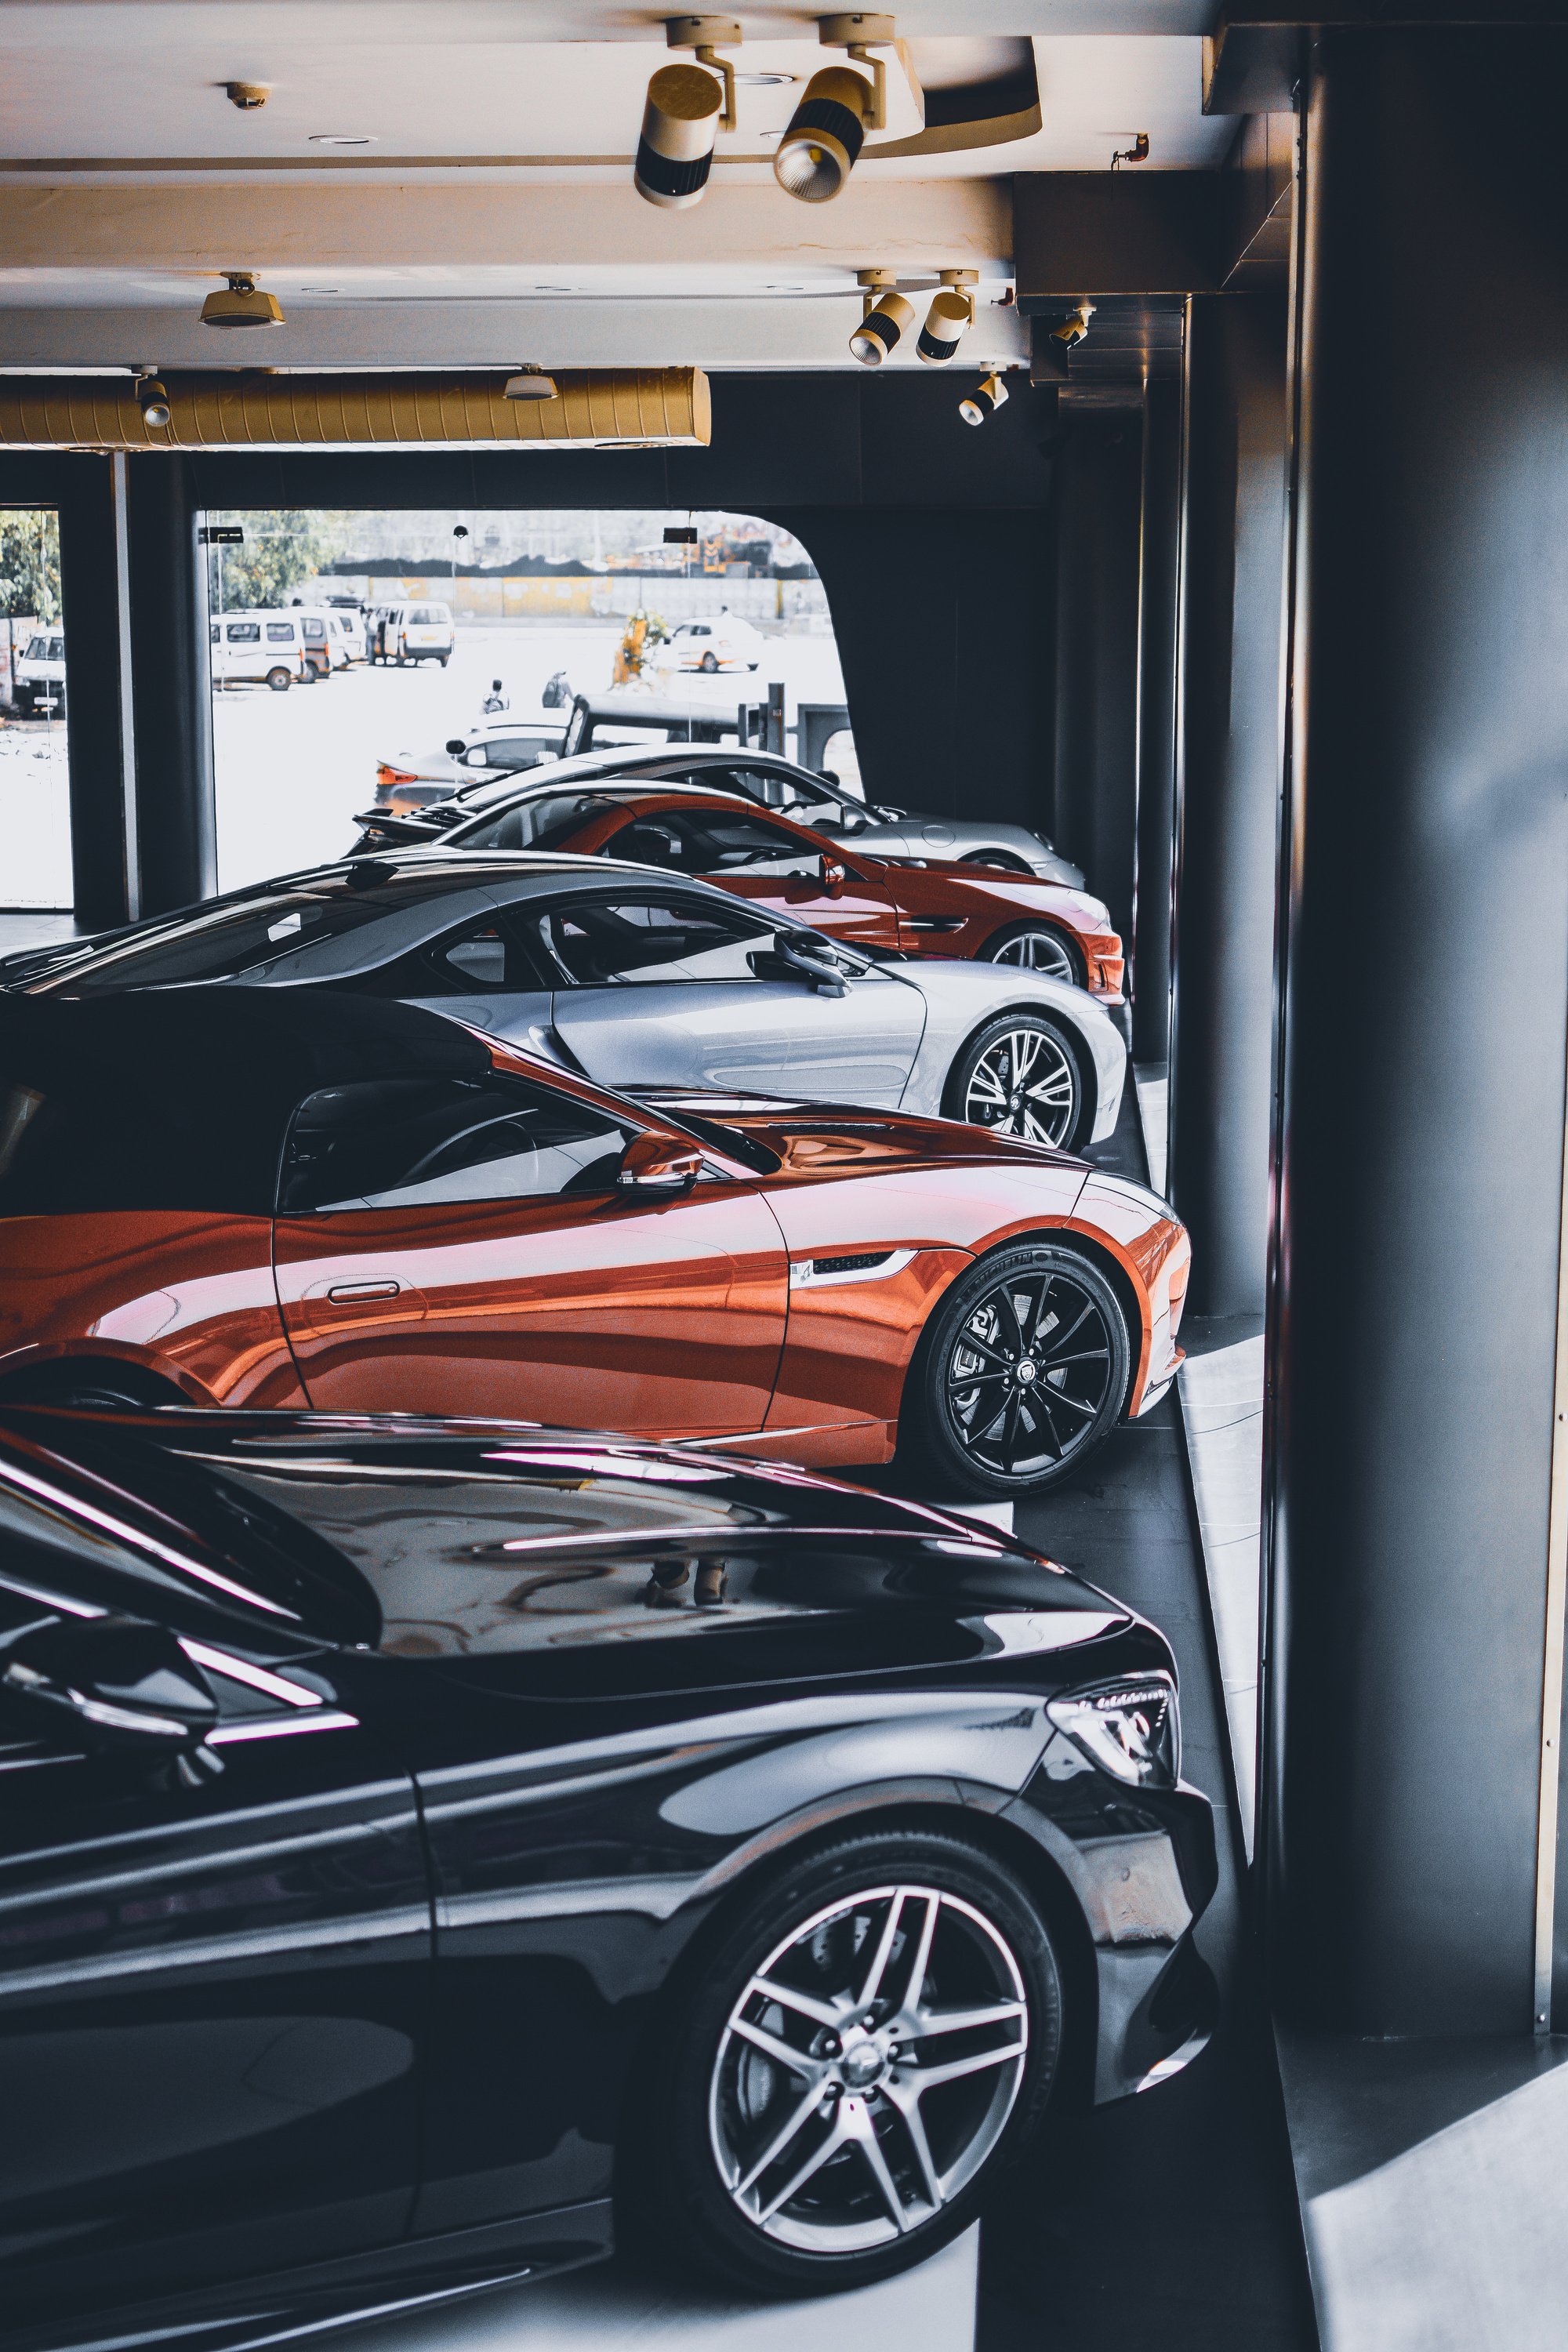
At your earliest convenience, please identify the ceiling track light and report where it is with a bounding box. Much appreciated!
[848,268,912,367]
[224,81,268,110]
[200,272,285,330]
[918,268,978,367]
[635,16,741,210]
[503,365,558,401]
[959,372,1009,429]
[775,11,895,205]
[1051,302,1095,351]
[132,369,172,429]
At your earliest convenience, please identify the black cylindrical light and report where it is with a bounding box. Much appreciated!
[958,372,1009,428]
[918,289,972,367]
[635,62,724,209]
[849,290,914,367]
[774,65,869,203]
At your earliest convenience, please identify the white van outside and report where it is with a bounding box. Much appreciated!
[327,608,366,664]
[209,613,309,691]
[373,601,455,666]
[12,627,67,717]
[285,605,352,673]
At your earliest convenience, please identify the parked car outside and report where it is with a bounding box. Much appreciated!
[659,610,767,673]
[0,1397,1215,2337]
[0,985,1185,1493]
[208,612,308,692]
[434,786,1123,996]
[361,743,1085,886]
[372,714,568,805]
[0,851,1127,1152]
[370,601,456,666]
[10,626,66,718]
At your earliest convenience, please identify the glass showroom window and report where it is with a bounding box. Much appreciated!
[201,506,843,893]
[0,508,71,912]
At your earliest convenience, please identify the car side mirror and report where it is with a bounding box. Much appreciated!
[3,1617,217,1751]
[822,860,847,897]
[444,737,466,755]
[618,1131,704,1198]
[775,930,848,997]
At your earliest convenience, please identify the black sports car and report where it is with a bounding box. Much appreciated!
[0,1406,1216,2346]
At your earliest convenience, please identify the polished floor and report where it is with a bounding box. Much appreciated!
[971,1090,1318,2352]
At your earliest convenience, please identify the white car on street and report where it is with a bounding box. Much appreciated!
[660,613,766,673]
[371,601,456,666]
[209,613,310,691]
[10,627,66,718]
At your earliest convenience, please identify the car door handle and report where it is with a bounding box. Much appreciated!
[327,1279,402,1302]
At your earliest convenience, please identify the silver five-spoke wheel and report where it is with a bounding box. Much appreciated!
[708,1882,1029,2253]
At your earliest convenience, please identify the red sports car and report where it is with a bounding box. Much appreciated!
[441,784,1126,1000]
[0,989,1185,1496]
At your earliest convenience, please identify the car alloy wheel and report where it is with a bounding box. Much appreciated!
[637,1829,1062,2294]
[982,924,1080,984]
[958,1018,1079,1149]
[709,1881,1029,2255]
[908,1244,1131,1495]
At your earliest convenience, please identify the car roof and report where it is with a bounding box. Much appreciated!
[448,743,815,815]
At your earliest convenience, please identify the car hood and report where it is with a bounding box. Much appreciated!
[84,1413,1156,1702]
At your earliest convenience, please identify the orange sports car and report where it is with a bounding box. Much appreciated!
[435,783,1126,1000]
[0,989,1184,1497]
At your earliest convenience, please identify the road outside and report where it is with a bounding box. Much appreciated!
[214,619,848,893]
[0,718,71,909]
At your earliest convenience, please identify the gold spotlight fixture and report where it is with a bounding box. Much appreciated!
[133,370,172,429]
[225,81,269,110]
[200,272,285,330]
[848,269,913,367]
[635,16,740,210]
[775,11,894,205]
[918,269,978,367]
[1051,302,1096,352]
[958,372,1009,429]
[503,365,558,401]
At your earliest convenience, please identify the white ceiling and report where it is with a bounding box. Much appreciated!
[0,3,1232,369]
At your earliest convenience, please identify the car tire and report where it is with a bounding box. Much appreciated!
[437,655,450,667]
[978,922,1083,987]
[0,1364,180,1414]
[700,651,720,673]
[942,1013,1087,1152]
[968,851,1034,875]
[630,1827,1063,2298]
[266,668,292,692]
[902,1243,1131,1497]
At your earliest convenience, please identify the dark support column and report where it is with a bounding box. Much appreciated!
[1167,291,1287,1316]
[1264,29,1568,2034]
[1049,415,1142,949]
[125,455,215,913]
[56,455,138,930]
[1131,377,1182,1063]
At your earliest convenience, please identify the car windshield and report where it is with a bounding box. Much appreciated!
[24,871,466,995]
[448,790,628,854]
[24,634,63,662]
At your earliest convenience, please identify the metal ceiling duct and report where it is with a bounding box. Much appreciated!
[0,368,710,451]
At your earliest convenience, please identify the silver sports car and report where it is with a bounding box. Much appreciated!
[354,744,1087,887]
[2,854,1125,1151]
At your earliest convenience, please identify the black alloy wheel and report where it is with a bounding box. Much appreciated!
[633,1828,1063,2296]
[906,1243,1130,1497]
[979,922,1082,987]
[944,1013,1085,1152]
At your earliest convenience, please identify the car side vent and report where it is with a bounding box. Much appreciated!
[814,1252,892,1277]
[789,1248,916,1292]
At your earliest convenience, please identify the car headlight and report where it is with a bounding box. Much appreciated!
[1046,1672,1178,1786]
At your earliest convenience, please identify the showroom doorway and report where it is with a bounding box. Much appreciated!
[201,506,848,892]
[0,506,71,913]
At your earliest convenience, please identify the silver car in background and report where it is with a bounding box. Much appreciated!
[2,854,1125,1152]
[354,744,1087,887]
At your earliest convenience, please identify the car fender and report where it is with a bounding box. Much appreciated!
[897,967,1126,1140]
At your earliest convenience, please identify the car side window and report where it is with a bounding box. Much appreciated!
[533,895,776,986]
[280,1076,634,1214]
[412,915,548,996]
[226,622,260,643]
[673,809,824,882]
[266,622,295,644]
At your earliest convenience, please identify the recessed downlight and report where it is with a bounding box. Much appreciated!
[308,132,376,147]
[737,71,797,85]
[300,285,341,295]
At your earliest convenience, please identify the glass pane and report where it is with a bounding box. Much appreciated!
[0,509,71,911]
[281,1075,633,1212]
[204,507,840,895]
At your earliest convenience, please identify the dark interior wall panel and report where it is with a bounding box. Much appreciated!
[1049,416,1142,947]
[1168,289,1287,1318]
[1265,27,1568,2034]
